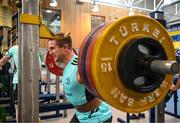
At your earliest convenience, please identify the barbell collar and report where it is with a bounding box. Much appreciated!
[151,60,179,74]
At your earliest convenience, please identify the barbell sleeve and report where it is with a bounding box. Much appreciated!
[151,60,179,74]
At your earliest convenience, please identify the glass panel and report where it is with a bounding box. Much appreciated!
[42,8,61,34]
[91,15,105,30]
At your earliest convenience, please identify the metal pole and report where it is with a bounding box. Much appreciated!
[149,108,155,123]
[155,101,165,123]
[149,11,166,123]
[18,5,22,122]
[55,76,60,102]
[55,76,60,116]
[47,70,50,93]
[2,28,8,53]
[19,0,39,122]
[62,77,67,117]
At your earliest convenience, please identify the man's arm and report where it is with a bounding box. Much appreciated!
[0,56,11,70]
[170,73,180,91]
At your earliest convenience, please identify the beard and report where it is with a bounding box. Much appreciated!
[54,54,65,63]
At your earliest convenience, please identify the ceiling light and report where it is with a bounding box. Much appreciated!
[128,8,134,16]
[50,0,57,7]
[164,0,172,5]
[46,10,52,13]
[92,2,99,12]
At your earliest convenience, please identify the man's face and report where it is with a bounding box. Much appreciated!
[48,40,65,62]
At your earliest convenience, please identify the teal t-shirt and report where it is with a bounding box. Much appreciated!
[5,45,42,84]
[62,55,87,105]
[62,54,112,123]
[6,45,18,84]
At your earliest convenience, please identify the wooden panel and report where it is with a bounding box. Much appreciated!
[40,39,49,48]
[40,0,146,48]
[58,0,146,48]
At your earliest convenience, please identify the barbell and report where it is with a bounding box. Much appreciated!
[46,15,179,113]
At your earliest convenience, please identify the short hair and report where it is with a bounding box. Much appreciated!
[52,32,72,49]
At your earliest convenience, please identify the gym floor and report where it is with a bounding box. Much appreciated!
[41,106,180,123]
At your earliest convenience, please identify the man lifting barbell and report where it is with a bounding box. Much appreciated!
[47,15,180,123]
[48,32,112,123]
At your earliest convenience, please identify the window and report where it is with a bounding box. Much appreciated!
[42,8,61,34]
[91,15,105,30]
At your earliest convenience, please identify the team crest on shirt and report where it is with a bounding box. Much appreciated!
[65,78,70,85]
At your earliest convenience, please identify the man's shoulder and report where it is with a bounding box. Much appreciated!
[9,45,18,52]
[10,45,18,49]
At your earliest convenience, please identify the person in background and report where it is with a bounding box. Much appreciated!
[0,45,42,122]
[170,51,180,91]
[170,76,180,91]
[0,45,18,121]
[129,70,180,120]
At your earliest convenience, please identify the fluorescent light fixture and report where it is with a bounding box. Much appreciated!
[129,8,134,16]
[92,2,99,12]
[82,0,153,12]
[46,10,52,13]
[50,0,57,7]
[164,0,172,5]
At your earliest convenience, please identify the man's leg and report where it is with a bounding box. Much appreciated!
[14,84,18,122]
[10,84,15,118]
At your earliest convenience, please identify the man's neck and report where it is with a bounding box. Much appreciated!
[64,52,74,66]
